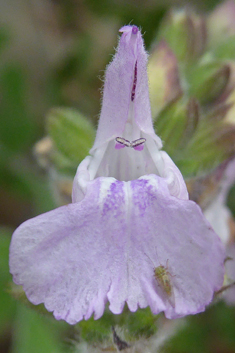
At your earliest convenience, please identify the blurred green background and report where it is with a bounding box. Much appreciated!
[1,0,235,352]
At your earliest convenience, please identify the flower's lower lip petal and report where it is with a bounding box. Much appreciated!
[130,176,224,318]
[140,277,166,314]
[10,175,224,323]
[9,198,112,324]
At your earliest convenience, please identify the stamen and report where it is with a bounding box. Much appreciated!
[131,138,146,151]
[131,61,137,101]
[115,137,131,148]
[115,137,146,151]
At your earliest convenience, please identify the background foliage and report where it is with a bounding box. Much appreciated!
[1,0,235,352]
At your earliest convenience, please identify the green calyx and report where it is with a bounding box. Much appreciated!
[155,96,235,178]
[78,306,158,345]
[151,5,235,179]
[46,107,95,173]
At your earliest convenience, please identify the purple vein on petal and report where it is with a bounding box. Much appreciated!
[131,61,137,101]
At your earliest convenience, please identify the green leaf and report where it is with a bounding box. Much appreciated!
[167,302,235,353]
[157,10,206,64]
[158,10,190,63]
[176,120,235,177]
[212,35,235,60]
[154,95,235,178]
[154,98,189,158]
[187,61,230,104]
[47,107,95,169]
[0,65,36,152]
[11,305,67,353]
[0,163,32,199]
[0,27,10,56]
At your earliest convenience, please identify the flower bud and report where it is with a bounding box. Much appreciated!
[157,9,206,63]
[148,41,182,118]
[46,107,95,170]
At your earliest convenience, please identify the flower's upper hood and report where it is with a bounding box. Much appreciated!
[91,25,162,152]
[84,26,188,200]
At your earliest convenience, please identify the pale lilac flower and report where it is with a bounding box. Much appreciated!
[9,25,224,324]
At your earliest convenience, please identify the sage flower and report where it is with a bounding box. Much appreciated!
[9,25,224,324]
